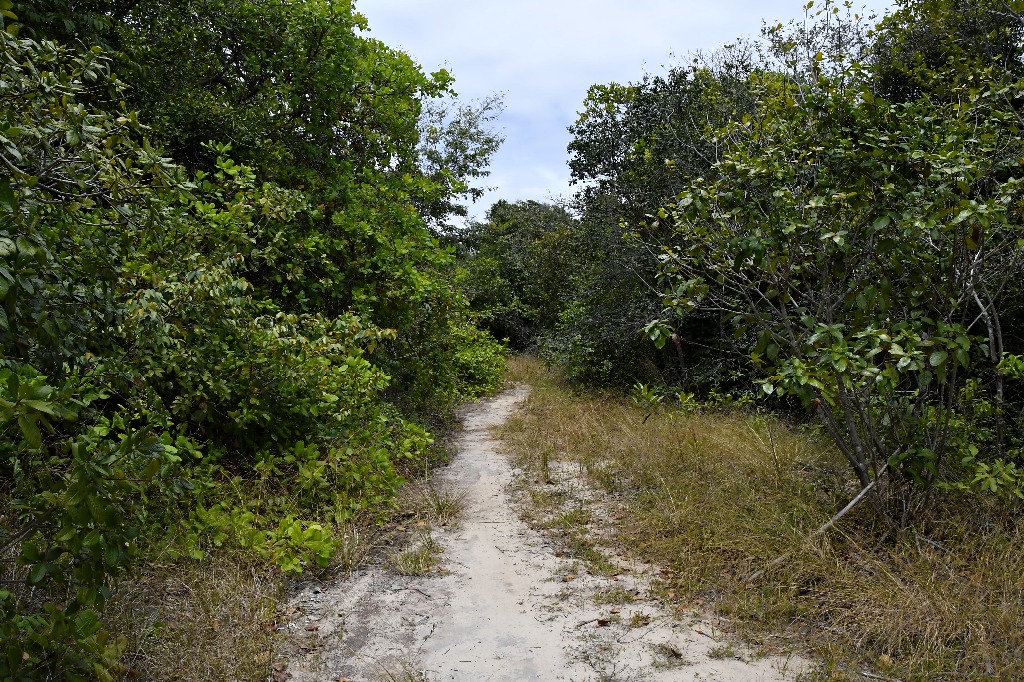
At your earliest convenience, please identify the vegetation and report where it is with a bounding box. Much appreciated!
[0,0,504,678]
[503,357,1024,681]
[651,0,1024,513]
[103,559,280,682]
[462,0,1024,509]
[5,0,1024,678]
[456,0,1024,678]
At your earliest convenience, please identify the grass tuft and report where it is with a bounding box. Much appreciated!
[389,534,442,576]
[400,481,468,528]
[420,485,468,527]
[335,523,369,572]
[594,586,636,605]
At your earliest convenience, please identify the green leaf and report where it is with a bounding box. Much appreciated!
[929,350,948,367]
[23,399,57,416]
[28,563,48,585]
[18,414,41,448]
[142,458,162,480]
[57,526,78,542]
[951,209,972,225]
[0,176,15,211]
[75,609,101,636]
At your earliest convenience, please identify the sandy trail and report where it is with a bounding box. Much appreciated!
[276,386,807,681]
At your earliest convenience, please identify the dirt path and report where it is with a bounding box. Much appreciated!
[275,386,807,681]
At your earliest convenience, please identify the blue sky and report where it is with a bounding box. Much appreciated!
[358,1,895,221]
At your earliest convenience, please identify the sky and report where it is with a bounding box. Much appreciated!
[358,0,895,221]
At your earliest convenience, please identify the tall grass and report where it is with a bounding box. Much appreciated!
[502,356,1024,681]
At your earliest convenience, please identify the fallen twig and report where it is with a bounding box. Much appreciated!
[616,617,666,644]
[747,463,888,582]
[399,587,434,600]
[860,671,903,682]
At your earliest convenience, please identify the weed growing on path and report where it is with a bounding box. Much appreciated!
[420,485,468,527]
[594,586,637,605]
[651,642,689,669]
[628,611,652,628]
[389,534,442,576]
[708,643,740,660]
[384,482,466,576]
[335,524,369,572]
[398,480,468,528]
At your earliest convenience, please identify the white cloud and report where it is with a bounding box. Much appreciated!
[358,0,894,219]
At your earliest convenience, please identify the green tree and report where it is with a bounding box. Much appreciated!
[459,200,581,349]
[651,0,1024,511]
[0,22,190,676]
[417,93,505,230]
[557,57,761,387]
[0,0,506,677]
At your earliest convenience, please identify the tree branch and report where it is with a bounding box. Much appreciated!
[747,463,888,582]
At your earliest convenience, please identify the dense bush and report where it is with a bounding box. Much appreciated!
[0,1,505,677]
[650,0,1024,508]
[462,0,1024,512]
[460,55,763,389]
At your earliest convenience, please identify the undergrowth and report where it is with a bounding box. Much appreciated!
[104,557,280,681]
[92,426,471,681]
[502,356,1024,681]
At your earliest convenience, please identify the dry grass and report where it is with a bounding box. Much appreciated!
[100,486,434,680]
[104,555,281,681]
[394,478,468,534]
[424,486,467,526]
[502,356,1024,681]
[388,533,442,576]
[95,439,464,680]
[334,523,370,572]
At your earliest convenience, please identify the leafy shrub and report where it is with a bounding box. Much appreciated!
[652,2,1024,510]
[0,2,507,676]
